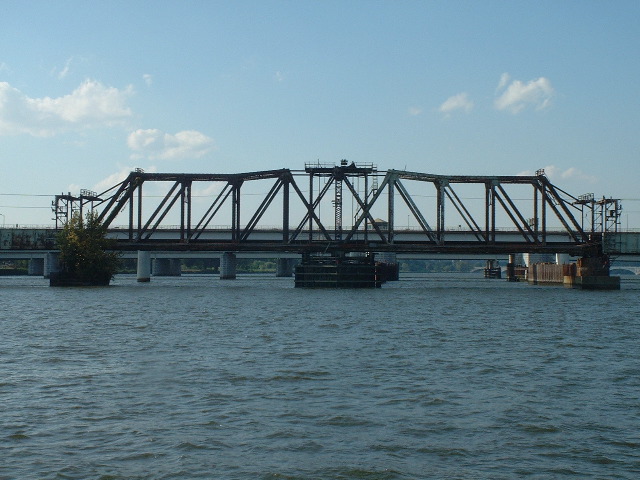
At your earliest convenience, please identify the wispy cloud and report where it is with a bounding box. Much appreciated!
[495,74,554,113]
[128,128,215,161]
[496,72,511,92]
[408,106,423,116]
[0,79,133,137]
[57,58,73,80]
[517,165,598,184]
[143,73,153,86]
[438,92,473,116]
[91,165,158,195]
[273,71,285,82]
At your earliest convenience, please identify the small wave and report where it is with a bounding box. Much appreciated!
[322,467,404,479]
[590,455,618,465]
[318,415,374,427]
[265,429,308,440]
[120,452,161,461]
[519,423,561,434]
[609,439,640,448]
[176,441,210,451]
[369,443,409,454]
[416,446,469,457]
[268,370,331,382]
[7,432,29,441]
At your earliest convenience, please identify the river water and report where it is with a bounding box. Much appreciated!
[1,273,639,479]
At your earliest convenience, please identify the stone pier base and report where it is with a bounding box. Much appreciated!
[220,252,237,280]
[276,258,295,277]
[153,258,182,276]
[137,251,151,282]
[28,258,45,276]
[564,275,621,290]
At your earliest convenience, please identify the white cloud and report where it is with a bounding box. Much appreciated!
[408,106,423,116]
[274,71,285,82]
[0,79,133,137]
[495,74,554,113]
[438,92,473,115]
[127,128,215,161]
[92,165,158,195]
[54,57,73,80]
[517,165,598,184]
[143,74,153,86]
[496,72,510,92]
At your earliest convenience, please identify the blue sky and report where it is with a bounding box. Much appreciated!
[1,0,639,227]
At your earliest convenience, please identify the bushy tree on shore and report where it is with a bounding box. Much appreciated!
[56,211,120,285]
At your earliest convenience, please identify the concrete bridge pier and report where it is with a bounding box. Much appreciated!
[153,258,182,276]
[506,254,516,282]
[220,252,237,279]
[44,252,60,279]
[137,251,151,282]
[276,258,295,277]
[28,258,45,276]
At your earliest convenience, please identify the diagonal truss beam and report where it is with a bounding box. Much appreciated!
[444,185,485,242]
[394,179,437,243]
[191,183,233,240]
[288,175,332,242]
[494,184,537,243]
[71,166,608,255]
[343,177,388,242]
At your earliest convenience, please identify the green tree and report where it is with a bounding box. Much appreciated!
[57,211,120,284]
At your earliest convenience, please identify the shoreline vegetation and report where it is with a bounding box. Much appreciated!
[51,212,120,286]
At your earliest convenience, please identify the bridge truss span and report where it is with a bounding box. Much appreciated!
[52,164,619,256]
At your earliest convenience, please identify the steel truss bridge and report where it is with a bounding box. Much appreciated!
[52,163,623,257]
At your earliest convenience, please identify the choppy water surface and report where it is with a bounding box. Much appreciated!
[1,273,639,479]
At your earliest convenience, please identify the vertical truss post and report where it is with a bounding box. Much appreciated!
[436,179,447,245]
[334,173,343,241]
[491,182,497,243]
[388,178,395,243]
[283,176,290,243]
[485,182,492,243]
[541,183,547,245]
[308,173,314,242]
[137,182,143,240]
[533,184,539,241]
[364,172,369,241]
[186,181,192,240]
[129,187,135,241]
[180,180,192,242]
[231,181,241,242]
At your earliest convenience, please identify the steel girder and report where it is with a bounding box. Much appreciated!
[69,166,602,255]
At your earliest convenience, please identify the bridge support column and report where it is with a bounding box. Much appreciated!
[153,258,182,276]
[375,252,399,281]
[220,252,237,280]
[44,252,60,279]
[276,258,295,277]
[506,254,516,282]
[563,256,620,290]
[28,258,45,276]
[170,259,182,276]
[137,251,151,282]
